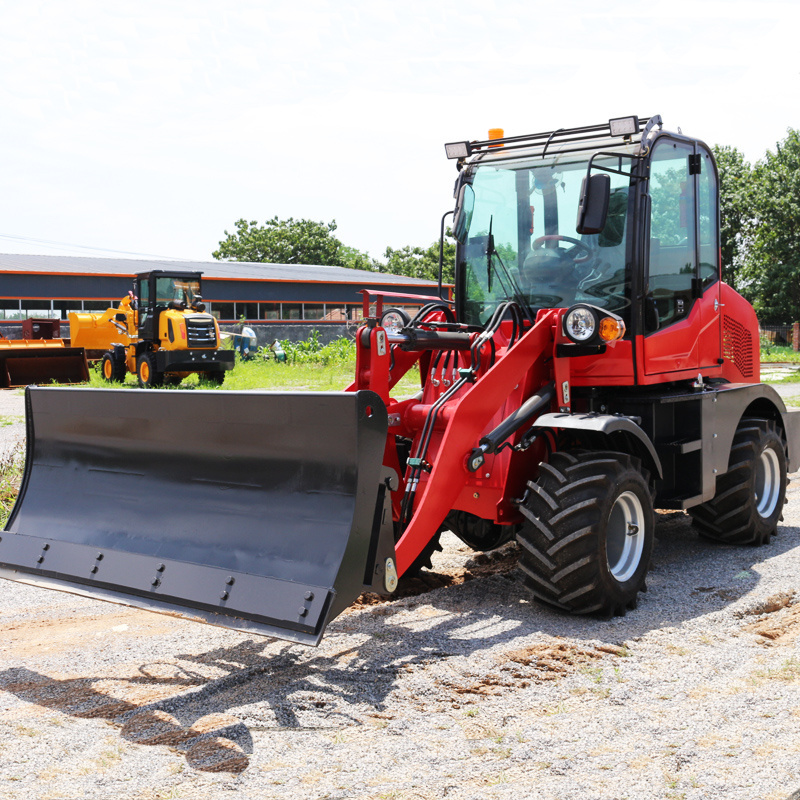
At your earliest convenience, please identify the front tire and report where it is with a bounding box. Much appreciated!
[516,450,655,617]
[689,418,787,545]
[137,353,163,388]
[100,351,126,383]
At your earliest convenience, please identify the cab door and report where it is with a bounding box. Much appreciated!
[642,139,721,375]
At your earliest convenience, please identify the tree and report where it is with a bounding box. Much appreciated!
[381,231,456,284]
[713,144,752,291]
[213,215,456,283]
[339,245,381,272]
[740,129,800,323]
[213,217,346,265]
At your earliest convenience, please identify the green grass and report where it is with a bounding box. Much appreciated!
[761,344,800,364]
[87,356,422,394]
[87,358,359,391]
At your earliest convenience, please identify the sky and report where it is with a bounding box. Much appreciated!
[1,0,797,263]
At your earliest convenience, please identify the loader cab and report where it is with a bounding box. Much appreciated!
[450,116,722,381]
[454,150,636,330]
[136,270,203,344]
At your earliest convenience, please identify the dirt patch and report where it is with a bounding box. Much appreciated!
[431,638,625,708]
[0,606,179,659]
[501,640,620,680]
[353,543,519,608]
[745,598,800,646]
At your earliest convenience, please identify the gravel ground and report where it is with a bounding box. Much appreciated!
[2,387,800,799]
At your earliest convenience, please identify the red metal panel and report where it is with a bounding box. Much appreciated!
[641,285,721,377]
[393,310,557,575]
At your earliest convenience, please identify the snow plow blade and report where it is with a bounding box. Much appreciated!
[0,345,89,387]
[1,387,394,645]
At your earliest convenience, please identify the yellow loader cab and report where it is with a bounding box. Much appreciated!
[71,270,235,388]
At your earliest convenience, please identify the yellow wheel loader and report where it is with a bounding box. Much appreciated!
[69,270,234,388]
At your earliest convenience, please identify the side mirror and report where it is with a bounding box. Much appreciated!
[576,173,610,235]
[452,183,475,244]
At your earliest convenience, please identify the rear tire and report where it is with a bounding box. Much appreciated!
[689,418,787,545]
[100,351,126,383]
[137,353,163,388]
[516,450,655,617]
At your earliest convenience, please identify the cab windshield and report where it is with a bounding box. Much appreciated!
[459,153,633,327]
[155,277,201,307]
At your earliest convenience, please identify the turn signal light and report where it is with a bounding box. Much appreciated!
[598,316,626,342]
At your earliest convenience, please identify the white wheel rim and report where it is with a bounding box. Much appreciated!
[606,490,645,583]
[755,446,781,519]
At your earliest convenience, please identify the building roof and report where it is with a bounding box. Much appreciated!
[0,254,439,287]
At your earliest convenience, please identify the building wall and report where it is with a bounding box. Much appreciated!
[0,272,446,324]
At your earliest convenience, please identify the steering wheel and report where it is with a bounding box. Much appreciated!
[532,235,593,264]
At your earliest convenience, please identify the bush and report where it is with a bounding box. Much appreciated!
[0,442,24,528]
[260,331,356,366]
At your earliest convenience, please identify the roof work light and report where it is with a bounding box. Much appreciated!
[609,116,639,137]
[444,141,472,159]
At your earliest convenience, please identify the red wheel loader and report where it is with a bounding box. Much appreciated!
[2,115,799,646]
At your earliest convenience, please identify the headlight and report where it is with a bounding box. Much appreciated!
[563,304,626,345]
[380,307,411,334]
[564,306,597,342]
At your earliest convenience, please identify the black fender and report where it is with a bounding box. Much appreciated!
[531,411,663,480]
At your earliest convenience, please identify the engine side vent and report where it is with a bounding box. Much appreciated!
[723,314,754,378]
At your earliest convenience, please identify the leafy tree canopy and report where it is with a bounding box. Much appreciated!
[712,144,752,291]
[381,231,455,284]
[213,217,347,266]
[739,128,800,323]
[214,216,453,284]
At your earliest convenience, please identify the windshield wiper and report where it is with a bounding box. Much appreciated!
[485,216,535,322]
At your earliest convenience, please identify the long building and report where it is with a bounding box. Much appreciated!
[0,254,448,339]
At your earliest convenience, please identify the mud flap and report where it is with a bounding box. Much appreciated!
[0,348,90,388]
[1,387,394,646]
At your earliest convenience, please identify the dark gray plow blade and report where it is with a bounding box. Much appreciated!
[1,387,392,646]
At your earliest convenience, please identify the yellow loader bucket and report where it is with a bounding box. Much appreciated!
[0,387,394,645]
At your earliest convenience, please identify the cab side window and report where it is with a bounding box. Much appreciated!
[697,149,719,286]
[648,141,697,328]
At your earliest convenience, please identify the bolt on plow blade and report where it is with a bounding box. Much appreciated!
[1,387,393,646]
